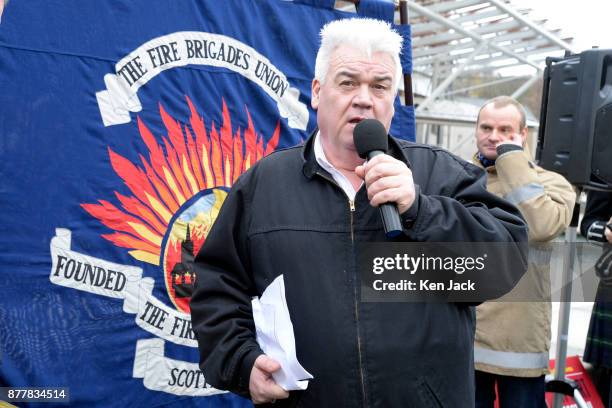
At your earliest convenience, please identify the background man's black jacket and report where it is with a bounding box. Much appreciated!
[581,190,612,241]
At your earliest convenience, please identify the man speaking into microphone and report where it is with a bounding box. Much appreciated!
[191,18,528,407]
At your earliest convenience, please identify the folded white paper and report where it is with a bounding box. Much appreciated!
[251,274,313,391]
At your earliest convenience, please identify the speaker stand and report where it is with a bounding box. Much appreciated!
[545,188,588,408]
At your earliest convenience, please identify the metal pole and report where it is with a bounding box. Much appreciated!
[444,76,524,97]
[399,0,414,107]
[552,225,576,408]
[488,0,576,54]
[551,189,584,408]
[511,75,540,99]
[416,43,488,112]
[405,0,542,71]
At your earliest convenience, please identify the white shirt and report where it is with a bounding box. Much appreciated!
[313,131,364,201]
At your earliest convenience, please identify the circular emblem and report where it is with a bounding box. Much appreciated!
[161,188,228,313]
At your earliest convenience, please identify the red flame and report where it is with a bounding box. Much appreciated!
[82,96,280,266]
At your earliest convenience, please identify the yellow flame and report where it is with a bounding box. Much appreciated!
[129,250,159,265]
[145,192,173,223]
[182,157,199,195]
[162,167,187,204]
[127,222,162,246]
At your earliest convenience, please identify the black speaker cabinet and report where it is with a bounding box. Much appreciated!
[537,49,612,189]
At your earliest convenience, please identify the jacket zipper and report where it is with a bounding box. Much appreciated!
[349,199,356,242]
[349,198,367,407]
[315,171,367,406]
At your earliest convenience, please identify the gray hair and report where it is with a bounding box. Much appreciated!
[314,18,403,93]
[477,96,527,130]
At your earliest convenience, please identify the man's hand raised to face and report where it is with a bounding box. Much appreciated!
[355,154,416,215]
[496,132,524,149]
[249,355,289,405]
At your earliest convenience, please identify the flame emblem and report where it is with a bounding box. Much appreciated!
[82,96,280,312]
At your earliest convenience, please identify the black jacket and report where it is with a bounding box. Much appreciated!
[190,134,528,407]
[580,190,612,242]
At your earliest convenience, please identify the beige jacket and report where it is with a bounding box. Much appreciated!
[473,147,576,377]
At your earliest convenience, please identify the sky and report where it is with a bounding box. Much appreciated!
[511,0,612,52]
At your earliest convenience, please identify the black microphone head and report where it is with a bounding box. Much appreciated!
[353,119,388,159]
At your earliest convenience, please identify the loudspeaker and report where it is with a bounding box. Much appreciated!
[536,49,612,188]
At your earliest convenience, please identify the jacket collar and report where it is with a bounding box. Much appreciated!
[301,128,412,179]
[472,152,496,173]
[301,128,324,179]
[472,144,531,173]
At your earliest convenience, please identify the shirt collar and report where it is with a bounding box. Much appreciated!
[313,131,363,201]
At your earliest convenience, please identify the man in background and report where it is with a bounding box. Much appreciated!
[472,96,575,407]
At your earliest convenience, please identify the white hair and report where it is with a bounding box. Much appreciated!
[314,18,403,93]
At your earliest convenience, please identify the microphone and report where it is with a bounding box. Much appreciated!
[353,119,403,239]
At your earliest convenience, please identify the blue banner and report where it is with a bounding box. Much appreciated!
[0,0,414,406]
